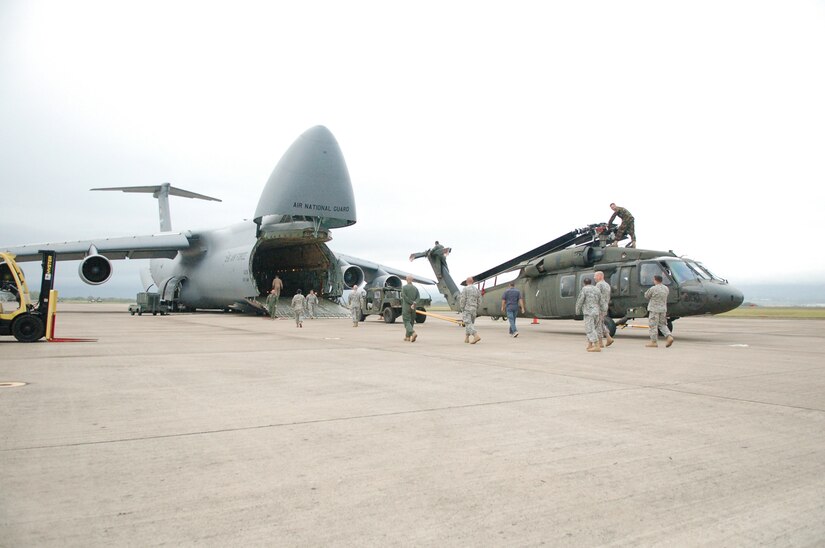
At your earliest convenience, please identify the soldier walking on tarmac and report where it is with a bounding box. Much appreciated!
[306,290,318,319]
[291,289,305,328]
[349,284,365,327]
[576,277,602,352]
[401,275,419,342]
[644,275,674,348]
[460,277,482,344]
[594,271,614,347]
[608,203,636,248]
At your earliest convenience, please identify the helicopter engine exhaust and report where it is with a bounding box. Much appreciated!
[524,247,599,277]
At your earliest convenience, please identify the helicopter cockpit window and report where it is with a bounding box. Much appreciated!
[685,260,709,280]
[695,262,726,282]
[639,262,672,286]
[665,260,698,284]
[560,275,575,298]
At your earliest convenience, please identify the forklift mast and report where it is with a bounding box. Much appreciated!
[37,250,57,310]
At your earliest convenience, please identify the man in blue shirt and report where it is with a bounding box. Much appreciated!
[500,282,526,338]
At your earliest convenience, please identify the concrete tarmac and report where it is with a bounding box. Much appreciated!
[2,304,824,546]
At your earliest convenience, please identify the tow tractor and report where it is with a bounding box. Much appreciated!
[0,251,57,342]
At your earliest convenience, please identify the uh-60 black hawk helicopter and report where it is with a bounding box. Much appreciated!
[411,223,744,336]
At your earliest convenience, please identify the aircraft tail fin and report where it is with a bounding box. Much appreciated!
[139,267,156,292]
[410,247,461,310]
[91,183,221,232]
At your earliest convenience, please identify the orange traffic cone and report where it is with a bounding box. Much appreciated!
[531,317,539,325]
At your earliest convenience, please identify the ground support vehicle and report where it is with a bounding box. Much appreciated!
[128,292,170,316]
[0,251,56,342]
[361,286,431,324]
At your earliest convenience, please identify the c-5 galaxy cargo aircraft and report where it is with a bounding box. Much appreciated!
[2,126,433,312]
[412,223,744,335]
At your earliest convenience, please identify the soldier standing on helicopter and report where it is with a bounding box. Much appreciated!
[608,203,636,248]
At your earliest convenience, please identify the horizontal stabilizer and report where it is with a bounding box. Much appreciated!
[92,182,220,232]
[91,185,222,202]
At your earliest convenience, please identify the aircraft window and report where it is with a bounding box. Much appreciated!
[685,261,709,280]
[560,275,575,298]
[666,260,697,284]
[620,268,631,296]
[695,262,726,282]
[610,272,619,292]
[639,263,671,286]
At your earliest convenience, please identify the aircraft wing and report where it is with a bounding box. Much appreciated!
[336,253,436,285]
[1,232,192,262]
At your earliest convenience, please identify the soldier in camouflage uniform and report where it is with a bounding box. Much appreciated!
[401,275,420,342]
[306,290,318,319]
[594,271,614,347]
[575,277,602,352]
[349,284,365,327]
[644,275,674,347]
[291,289,305,328]
[608,203,636,248]
[459,276,482,344]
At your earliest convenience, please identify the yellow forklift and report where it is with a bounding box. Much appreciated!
[0,250,56,342]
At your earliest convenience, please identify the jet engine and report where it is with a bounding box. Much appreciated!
[339,261,365,289]
[367,274,402,290]
[78,253,113,285]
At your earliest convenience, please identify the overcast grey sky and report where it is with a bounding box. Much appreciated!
[1,1,823,296]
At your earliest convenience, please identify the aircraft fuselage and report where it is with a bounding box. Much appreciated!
[149,220,344,310]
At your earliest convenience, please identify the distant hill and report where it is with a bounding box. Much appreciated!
[737,283,825,307]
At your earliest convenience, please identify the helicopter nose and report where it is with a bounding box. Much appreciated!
[708,283,744,313]
[730,286,745,308]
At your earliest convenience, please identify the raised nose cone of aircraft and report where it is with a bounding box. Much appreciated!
[254,126,356,228]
